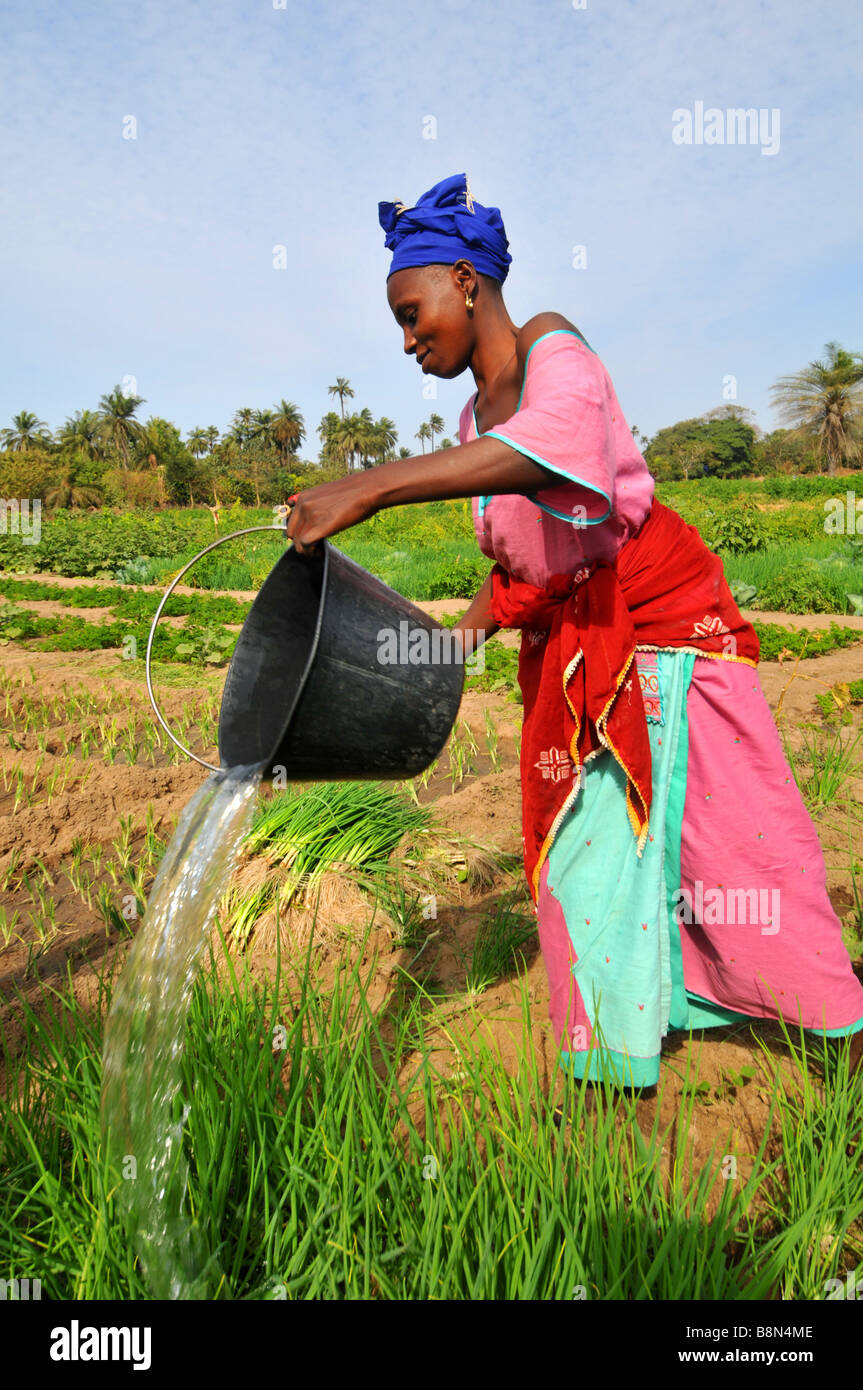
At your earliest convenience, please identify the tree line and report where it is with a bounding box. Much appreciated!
[640,342,863,480]
[1,342,861,511]
[0,378,456,511]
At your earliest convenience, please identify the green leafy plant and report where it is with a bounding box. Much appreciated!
[437,615,521,700]
[703,504,768,554]
[815,678,863,726]
[426,555,492,600]
[715,1065,756,1099]
[174,626,238,665]
[114,556,157,584]
[0,599,28,643]
[752,621,863,662]
[729,580,758,608]
[758,562,843,615]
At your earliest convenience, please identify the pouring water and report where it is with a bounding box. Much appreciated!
[100,763,263,1299]
[100,531,463,1297]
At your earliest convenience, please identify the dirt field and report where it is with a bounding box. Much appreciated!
[1,580,862,1192]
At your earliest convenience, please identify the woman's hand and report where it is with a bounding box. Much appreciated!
[284,474,380,556]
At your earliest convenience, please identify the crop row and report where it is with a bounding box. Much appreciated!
[0,669,219,762]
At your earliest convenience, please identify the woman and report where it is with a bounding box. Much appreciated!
[285,172,863,1088]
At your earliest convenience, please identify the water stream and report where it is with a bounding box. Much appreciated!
[100,761,264,1299]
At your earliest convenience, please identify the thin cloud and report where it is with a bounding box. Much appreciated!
[0,0,860,446]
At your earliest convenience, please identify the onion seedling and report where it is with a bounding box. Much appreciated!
[0,848,23,892]
[484,708,501,772]
[0,905,22,947]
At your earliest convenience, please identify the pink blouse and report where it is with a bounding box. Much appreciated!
[458,328,655,588]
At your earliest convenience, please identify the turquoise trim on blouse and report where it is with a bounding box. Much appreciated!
[473,328,601,524]
[512,328,596,416]
[483,431,612,525]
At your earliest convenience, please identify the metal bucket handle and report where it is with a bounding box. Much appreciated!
[145,523,290,771]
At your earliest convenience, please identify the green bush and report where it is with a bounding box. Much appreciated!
[361,498,475,548]
[0,599,45,643]
[37,617,130,651]
[758,562,843,614]
[0,508,210,576]
[762,475,860,501]
[758,508,823,544]
[426,556,492,599]
[729,580,758,607]
[0,505,282,580]
[752,621,863,662]
[702,504,767,554]
[0,578,250,625]
[0,447,61,499]
[114,556,155,584]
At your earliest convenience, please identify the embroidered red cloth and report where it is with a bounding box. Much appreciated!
[489,499,760,902]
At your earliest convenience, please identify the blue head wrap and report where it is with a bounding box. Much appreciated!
[379,173,512,284]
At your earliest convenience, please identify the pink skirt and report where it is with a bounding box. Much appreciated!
[534,654,863,1083]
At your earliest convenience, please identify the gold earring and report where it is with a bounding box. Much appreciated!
[465,292,474,309]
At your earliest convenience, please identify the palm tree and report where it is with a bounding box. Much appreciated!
[428,413,445,452]
[98,385,144,469]
[229,408,255,447]
[187,428,210,459]
[58,409,105,460]
[415,422,431,454]
[335,413,368,473]
[44,455,103,510]
[328,377,354,420]
[1,410,51,451]
[204,426,220,453]
[271,400,305,467]
[371,417,398,465]
[317,412,347,472]
[439,437,454,450]
[770,342,863,475]
[398,447,412,459]
[354,408,376,469]
[251,409,276,452]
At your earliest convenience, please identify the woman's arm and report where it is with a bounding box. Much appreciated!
[369,435,550,509]
[285,435,550,554]
[450,569,499,658]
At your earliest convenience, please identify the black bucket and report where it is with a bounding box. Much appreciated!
[217,541,465,781]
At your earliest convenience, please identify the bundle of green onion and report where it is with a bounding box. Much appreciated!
[222,781,430,947]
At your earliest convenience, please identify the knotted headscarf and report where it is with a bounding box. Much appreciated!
[378,173,512,283]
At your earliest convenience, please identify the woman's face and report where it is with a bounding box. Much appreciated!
[386,264,474,379]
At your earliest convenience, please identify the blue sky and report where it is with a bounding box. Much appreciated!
[1,0,860,457]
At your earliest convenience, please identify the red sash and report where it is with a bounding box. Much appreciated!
[489,499,759,902]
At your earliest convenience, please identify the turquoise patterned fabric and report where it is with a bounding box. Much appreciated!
[549,650,750,1087]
